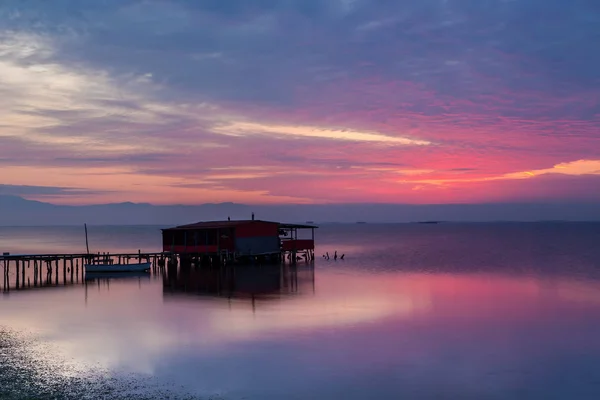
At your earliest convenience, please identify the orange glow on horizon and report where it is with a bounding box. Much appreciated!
[4,158,600,205]
[1,32,598,205]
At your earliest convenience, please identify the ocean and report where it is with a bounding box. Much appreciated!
[1,222,600,399]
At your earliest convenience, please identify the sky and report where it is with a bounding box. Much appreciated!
[0,0,599,206]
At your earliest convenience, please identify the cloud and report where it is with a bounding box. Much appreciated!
[212,122,431,145]
[0,1,598,205]
[504,160,600,179]
[367,168,436,176]
[405,160,600,186]
[0,184,107,196]
[0,31,165,151]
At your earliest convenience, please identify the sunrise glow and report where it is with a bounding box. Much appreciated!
[0,2,598,206]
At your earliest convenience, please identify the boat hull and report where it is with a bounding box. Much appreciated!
[84,262,151,273]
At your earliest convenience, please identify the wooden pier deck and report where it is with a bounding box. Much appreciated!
[0,251,168,263]
[1,248,313,293]
[0,250,313,294]
[1,251,170,292]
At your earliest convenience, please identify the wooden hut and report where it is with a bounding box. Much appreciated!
[161,219,316,262]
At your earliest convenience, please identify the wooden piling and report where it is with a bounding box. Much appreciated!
[15,260,20,288]
[21,260,25,287]
[3,259,9,292]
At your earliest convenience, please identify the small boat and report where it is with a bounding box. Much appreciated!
[84,262,151,273]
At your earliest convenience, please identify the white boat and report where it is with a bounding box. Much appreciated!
[84,262,151,273]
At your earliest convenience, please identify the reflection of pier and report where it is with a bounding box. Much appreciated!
[82,272,154,304]
[162,263,315,303]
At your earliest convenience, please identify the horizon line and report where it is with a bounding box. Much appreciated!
[2,194,600,208]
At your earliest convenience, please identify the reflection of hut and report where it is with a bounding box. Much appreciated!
[162,264,314,301]
[161,219,316,263]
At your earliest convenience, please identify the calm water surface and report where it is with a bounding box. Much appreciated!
[2,223,600,399]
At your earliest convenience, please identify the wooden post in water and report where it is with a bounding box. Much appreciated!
[84,223,90,255]
[15,260,20,289]
[3,259,8,292]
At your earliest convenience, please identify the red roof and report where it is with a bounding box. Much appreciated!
[163,220,278,230]
[162,220,317,231]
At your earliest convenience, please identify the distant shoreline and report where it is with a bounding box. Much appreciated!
[2,195,600,225]
[1,220,600,228]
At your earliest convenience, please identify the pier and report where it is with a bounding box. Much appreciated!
[1,251,167,292]
[1,248,315,293]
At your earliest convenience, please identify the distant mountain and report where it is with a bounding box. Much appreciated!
[0,195,599,226]
[0,195,53,209]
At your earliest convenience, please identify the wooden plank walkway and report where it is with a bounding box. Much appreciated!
[0,251,167,261]
[1,251,172,292]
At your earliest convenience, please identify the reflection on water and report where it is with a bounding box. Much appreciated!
[85,271,152,281]
[163,263,315,302]
[1,223,600,399]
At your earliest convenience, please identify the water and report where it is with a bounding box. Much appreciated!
[2,223,600,399]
